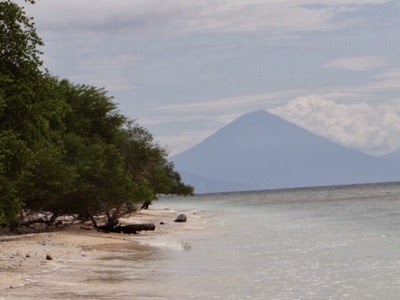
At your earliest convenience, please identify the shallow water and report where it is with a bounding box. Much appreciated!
[5,182,400,299]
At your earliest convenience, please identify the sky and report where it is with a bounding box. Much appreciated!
[20,0,400,156]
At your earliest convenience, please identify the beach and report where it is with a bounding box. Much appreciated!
[3,183,400,299]
[0,205,202,298]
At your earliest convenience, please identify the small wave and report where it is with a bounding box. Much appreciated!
[143,239,191,251]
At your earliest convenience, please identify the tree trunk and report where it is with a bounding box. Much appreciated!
[141,201,152,210]
[86,208,97,228]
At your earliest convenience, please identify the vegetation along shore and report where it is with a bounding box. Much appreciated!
[0,0,193,234]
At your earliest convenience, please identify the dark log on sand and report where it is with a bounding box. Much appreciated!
[97,223,155,234]
[115,224,156,234]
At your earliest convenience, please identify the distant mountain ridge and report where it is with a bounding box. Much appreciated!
[172,110,400,194]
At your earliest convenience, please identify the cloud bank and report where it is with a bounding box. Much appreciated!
[324,56,387,71]
[271,95,400,155]
[24,0,392,38]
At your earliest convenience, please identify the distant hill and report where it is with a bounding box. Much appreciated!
[172,110,400,194]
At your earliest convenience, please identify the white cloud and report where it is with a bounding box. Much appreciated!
[140,114,218,126]
[155,90,303,114]
[185,1,336,36]
[159,93,400,156]
[151,83,400,156]
[144,111,247,156]
[270,95,400,155]
[23,0,392,38]
[367,68,400,91]
[69,54,141,92]
[145,90,302,152]
[302,0,390,5]
[324,56,387,71]
[157,129,217,156]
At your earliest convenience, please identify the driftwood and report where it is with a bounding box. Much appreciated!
[97,223,155,234]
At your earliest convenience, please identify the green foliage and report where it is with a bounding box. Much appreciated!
[117,120,194,197]
[59,80,125,143]
[0,0,43,77]
[0,130,30,225]
[22,141,77,212]
[61,134,135,216]
[0,1,194,227]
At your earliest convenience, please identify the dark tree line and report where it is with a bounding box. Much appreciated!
[0,0,193,228]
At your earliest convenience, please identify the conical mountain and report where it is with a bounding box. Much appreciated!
[172,110,400,193]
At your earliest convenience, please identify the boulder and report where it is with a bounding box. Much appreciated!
[174,214,187,223]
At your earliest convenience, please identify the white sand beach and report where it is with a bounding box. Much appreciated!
[0,206,201,296]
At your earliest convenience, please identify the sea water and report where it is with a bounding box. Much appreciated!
[5,182,400,299]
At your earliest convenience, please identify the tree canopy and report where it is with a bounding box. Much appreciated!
[0,1,193,228]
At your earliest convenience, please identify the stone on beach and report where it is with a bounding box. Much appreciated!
[174,214,187,223]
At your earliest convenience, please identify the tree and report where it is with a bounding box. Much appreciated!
[0,0,43,78]
[117,121,194,199]
[0,1,194,229]
[0,130,30,225]
[57,82,193,225]
[58,80,126,144]
[0,0,45,225]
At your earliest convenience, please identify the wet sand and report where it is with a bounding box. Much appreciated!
[0,206,200,296]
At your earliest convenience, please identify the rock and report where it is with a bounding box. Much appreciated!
[160,222,165,225]
[25,254,30,258]
[174,214,187,223]
[45,254,53,260]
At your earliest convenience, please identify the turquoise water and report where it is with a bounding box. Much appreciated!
[5,182,400,299]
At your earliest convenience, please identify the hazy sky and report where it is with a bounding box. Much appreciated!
[21,0,400,156]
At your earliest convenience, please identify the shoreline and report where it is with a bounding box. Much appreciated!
[0,205,202,295]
